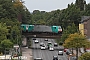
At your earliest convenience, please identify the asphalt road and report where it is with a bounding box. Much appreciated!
[32,38,68,60]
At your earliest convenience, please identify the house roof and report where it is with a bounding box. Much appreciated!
[81,16,90,22]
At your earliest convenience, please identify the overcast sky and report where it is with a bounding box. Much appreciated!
[23,0,90,12]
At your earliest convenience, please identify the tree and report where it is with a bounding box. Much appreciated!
[11,24,21,44]
[1,39,13,54]
[63,33,90,60]
[1,39,13,48]
[0,23,8,42]
[75,0,86,11]
[78,52,90,60]
[60,23,78,43]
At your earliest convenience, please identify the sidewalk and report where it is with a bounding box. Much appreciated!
[22,47,33,60]
[72,49,82,56]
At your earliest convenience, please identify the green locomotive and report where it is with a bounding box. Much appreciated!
[21,24,62,34]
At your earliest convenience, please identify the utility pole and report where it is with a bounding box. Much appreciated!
[84,4,86,11]
[84,0,86,11]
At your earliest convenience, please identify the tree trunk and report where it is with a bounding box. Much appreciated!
[76,48,78,60]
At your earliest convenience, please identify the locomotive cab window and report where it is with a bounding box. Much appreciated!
[22,26,24,28]
[54,27,56,29]
[29,26,31,28]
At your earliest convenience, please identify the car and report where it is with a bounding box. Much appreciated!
[49,47,54,51]
[48,42,52,44]
[71,56,77,60]
[54,43,58,47]
[64,48,68,52]
[47,42,52,46]
[53,56,58,60]
[66,49,72,55]
[34,40,39,43]
[58,51,63,55]
[44,38,48,41]
[85,48,90,52]
[34,58,43,60]
[80,48,85,53]
[33,38,36,40]
[40,42,44,46]
[41,45,46,50]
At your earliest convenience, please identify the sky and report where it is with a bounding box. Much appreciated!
[23,0,90,12]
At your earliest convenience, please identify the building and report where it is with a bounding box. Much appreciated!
[79,23,84,35]
[79,16,90,38]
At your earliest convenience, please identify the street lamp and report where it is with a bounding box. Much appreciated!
[11,49,14,60]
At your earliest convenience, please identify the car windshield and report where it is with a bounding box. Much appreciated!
[42,45,45,47]
[48,42,52,45]
[33,38,36,40]
[36,40,38,41]
[53,56,58,58]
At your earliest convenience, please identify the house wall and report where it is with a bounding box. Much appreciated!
[79,24,84,36]
[84,21,87,36]
[82,19,90,38]
[87,19,90,38]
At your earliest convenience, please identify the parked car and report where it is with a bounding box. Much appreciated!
[80,48,85,53]
[64,48,68,52]
[66,49,72,55]
[85,48,90,52]
[71,56,77,60]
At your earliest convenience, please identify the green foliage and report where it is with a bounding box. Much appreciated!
[0,39,13,54]
[1,39,13,48]
[60,23,78,42]
[75,0,86,11]
[0,23,8,42]
[63,33,90,60]
[78,52,90,60]
[0,0,22,45]
[29,0,90,29]
[63,33,90,48]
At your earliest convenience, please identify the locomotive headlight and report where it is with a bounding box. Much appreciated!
[26,25,29,30]
[58,29,62,32]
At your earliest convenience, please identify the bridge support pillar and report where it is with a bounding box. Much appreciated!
[26,37,31,48]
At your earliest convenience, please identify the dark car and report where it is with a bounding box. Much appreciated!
[54,43,58,47]
[33,38,36,40]
[66,49,72,55]
[53,56,58,60]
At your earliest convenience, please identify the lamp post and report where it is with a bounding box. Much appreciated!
[11,49,14,60]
